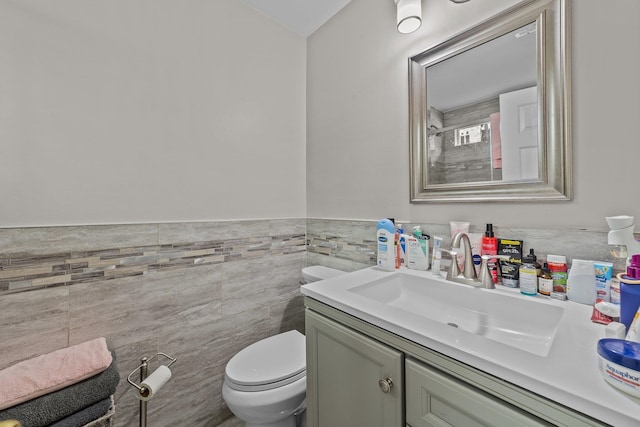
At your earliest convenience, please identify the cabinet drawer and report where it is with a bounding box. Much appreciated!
[406,358,551,427]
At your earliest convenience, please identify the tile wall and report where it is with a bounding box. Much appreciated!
[0,217,630,426]
[306,218,626,273]
[0,220,306,426]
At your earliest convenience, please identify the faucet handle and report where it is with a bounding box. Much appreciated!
[478,255,496,289]
[478,254,512,289]
[438,249,460,280]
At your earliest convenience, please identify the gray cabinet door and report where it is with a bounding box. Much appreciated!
[405,358,551,427]
[306,309,404,427]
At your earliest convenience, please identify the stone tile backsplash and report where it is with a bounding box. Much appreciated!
[306,218,628,272]
[3,218,623,297]
[0,234,304,293]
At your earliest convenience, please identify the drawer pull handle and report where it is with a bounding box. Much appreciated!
[378,378,393,393]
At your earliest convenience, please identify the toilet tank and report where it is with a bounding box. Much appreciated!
[301,266,345,284]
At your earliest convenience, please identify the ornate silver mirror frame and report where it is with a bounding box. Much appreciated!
[409,0,571,202]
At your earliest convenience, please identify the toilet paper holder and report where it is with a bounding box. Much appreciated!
[127,352,177,427]
[127,352,177,394]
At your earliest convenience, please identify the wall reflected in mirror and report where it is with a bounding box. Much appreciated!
[426,22,538,186]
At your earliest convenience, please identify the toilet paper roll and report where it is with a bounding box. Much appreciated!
[136,365,172,401]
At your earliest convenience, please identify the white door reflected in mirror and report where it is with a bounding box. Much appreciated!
[500,86,539,182]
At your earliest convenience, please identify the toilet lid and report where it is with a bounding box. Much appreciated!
[225,330,306,391]
[302,266,345,283]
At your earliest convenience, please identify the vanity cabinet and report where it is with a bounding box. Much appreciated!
[305,298,606,427]
[305,309,404,427]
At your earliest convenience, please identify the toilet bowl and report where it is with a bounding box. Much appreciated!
[222,266,346,427]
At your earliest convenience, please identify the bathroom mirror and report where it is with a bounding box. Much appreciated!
[409,0,571,202]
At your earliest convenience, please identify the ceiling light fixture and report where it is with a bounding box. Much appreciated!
[394,0,422,34]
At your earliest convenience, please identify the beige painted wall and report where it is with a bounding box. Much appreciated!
[0,0,307,226]
[307,0,640,230]
[3,0,639,232]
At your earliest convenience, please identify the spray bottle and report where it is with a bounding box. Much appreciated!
[481,224,499,283]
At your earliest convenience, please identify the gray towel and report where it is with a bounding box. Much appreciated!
[48,396,112,427]
[0,352,119,427]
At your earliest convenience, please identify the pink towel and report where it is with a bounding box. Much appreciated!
[0,337,112,410]
[490,112,502,169]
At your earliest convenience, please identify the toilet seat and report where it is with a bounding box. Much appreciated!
[225,330,306,392]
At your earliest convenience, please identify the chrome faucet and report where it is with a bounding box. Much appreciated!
[451,232,476,281]
[441,232,495,289]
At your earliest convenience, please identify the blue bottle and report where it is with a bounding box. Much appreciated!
[377,219,396,271]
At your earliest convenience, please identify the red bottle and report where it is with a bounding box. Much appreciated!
[481,224,499,283]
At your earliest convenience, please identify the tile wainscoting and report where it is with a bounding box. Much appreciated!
[0,219,306,426]
[0,218,629,426]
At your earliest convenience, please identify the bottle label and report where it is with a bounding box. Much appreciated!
[519,267,537,295]
[548,261,568,293]
[482,238,499,283]
[539,277,553,296]
[551,271,568,292]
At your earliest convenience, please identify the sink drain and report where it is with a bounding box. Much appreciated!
[447,322,459,328]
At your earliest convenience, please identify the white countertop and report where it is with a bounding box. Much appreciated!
[301,266,640,426]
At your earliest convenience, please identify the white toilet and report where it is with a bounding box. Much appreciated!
[222,265,346,427]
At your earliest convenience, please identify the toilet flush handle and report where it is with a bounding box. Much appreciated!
[378,378,393,393]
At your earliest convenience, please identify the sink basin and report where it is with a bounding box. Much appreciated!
[349,272,564,357]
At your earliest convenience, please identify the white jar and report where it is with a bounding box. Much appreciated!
[566,259,596,305]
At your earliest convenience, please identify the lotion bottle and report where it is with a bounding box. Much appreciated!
[377,219,396,271]
[407,226,430,270]
[431,236,444,276]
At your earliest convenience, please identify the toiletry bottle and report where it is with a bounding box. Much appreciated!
[377,219,396,271]
[481,224,498,283]
[399,224,409,268]
[431,236,444,276]
[617,255,640,330]
[395,223,408,269]
[538,263,553,296]
[394,223,401,269]
[625,306,640,343]
[547,255,568,298]
[519,252,538,296]
[407,226,430,270]
[527,248,542,276]
[594,262,614,302]
[611,277,621,305]
[422,231,431,269]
